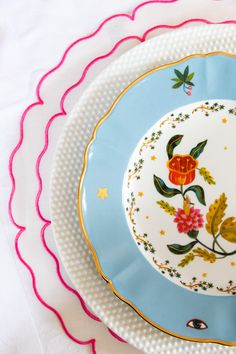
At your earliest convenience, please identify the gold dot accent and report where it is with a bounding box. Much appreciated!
[222,117,228,124]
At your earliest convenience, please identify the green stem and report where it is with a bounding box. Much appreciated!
[212,233,226,253]
[183,82,188,94]
[180,184,185,199]
[196,238,236,256]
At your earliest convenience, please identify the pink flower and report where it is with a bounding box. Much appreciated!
[174,207,204,234]
[187,91,191,96]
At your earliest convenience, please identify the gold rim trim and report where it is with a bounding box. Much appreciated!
[78,51,236,346]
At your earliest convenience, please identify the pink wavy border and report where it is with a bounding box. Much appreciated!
[33,17,236,345]
[8,0,236,351]
[8,1,177,351]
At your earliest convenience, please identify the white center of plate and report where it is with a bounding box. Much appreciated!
[123,99,236,296]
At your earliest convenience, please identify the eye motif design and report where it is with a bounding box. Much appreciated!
[186,318,208,330]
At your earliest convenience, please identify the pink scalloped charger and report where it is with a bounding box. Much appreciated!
[8,0,236,352]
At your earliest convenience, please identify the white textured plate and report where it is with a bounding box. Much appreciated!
[51,25,236,353]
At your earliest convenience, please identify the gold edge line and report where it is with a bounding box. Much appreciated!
[78,51,236,346]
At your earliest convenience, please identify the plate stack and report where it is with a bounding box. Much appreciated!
[51,25,236,353]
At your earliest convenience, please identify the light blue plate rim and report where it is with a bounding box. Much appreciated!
[79,52,236,344]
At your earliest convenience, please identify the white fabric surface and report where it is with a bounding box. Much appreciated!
[1,1,236,354]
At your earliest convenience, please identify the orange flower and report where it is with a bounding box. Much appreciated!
[167,154,198,185]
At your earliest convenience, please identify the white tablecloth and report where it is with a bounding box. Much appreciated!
[1,1,236,353]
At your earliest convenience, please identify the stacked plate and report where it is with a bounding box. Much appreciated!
[51,25,236,353]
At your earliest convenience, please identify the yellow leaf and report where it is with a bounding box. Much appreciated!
[220,217,236,243]
[193,248,216,263]
[199,167,216,185]
[178,252,195,267]
[183,195,191,216]
[205,193,227,236]
[156,200,176,215]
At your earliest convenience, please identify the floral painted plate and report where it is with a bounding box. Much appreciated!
[79,52,236,344]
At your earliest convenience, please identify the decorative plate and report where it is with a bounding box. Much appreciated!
[79,52,236,344]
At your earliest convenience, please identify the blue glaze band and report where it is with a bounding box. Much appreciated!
[81,54,236,341]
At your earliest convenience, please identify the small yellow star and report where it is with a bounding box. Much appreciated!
[151,155,157,161]
[138,192,144,197]
[97,188,108,200]
[160,229,166,236]
[230,261,236,267]
[224,146,228,150]
[222,117,228,124]
[202,273,207,278]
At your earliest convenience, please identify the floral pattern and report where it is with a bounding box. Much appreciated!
[127,99,236,187]
[160,112,190,128]
[181,277,213,292]
[127,159,144,186]
[171,65,195,95]
[126,192,155,253]
[124,100,236,295]
[217,280,236,295]
[154,134,236,266]
[153,257,181,279]
[167,153,198,185]
[174,207,204,234]
[139,131,162,155]
[192,101,225,116]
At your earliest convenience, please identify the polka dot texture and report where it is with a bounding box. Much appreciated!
[50,25,236,353]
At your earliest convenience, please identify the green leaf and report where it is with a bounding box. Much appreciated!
[184,185,206,206]
[189,140,207,159]
[174,69,184,81]
[183,66,189,80]
[187,230,199,239]
[153,175,181,198]
[167,241,198,255]
[185,81,194,86]
[172,82,183,89]
[186,72,194,81]
[166,134,183,159]
[171,78,180,82]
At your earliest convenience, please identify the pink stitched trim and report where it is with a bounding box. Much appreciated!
[8,0,177,349]
[35,35,142,332]
[35,15,236,342]
[33,18,236,345]
[143,18,236,39]
[14,229,97,353]
[107,328,127,343]
[41,222,101,321]
[31,0,177,108]
[33,17,236,345]
[8,1,236,351]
